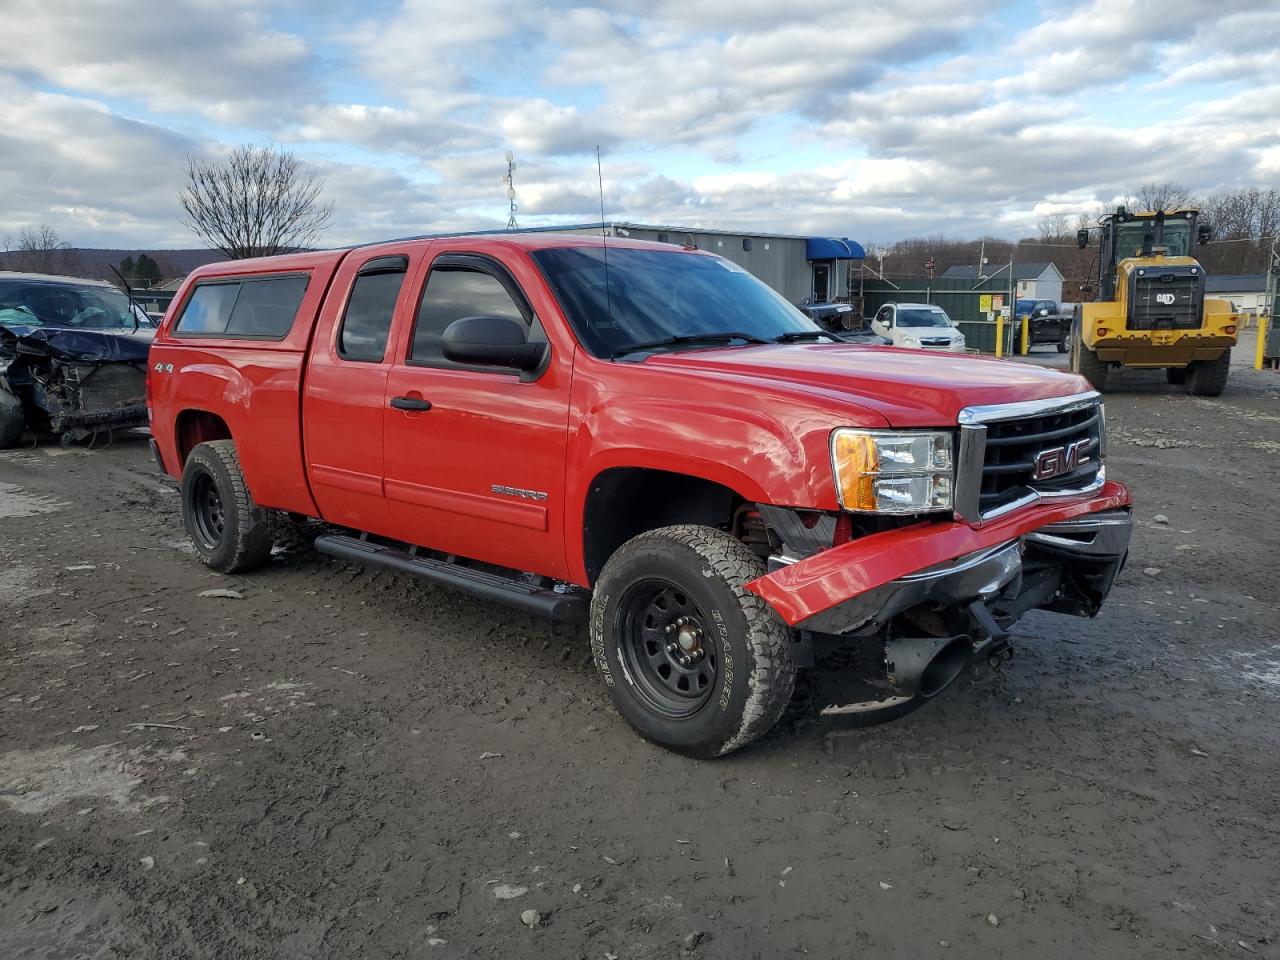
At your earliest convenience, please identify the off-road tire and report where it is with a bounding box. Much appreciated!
[590,524,795,758]
[1070,314,1109,392]
[0,389,25,449]
[181,440,273,573]
[1165,367,1187,386]
[1185,351,1230,397]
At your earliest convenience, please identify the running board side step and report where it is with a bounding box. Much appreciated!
[314,534,587,621]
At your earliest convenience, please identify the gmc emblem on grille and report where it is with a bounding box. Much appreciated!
[1032,439,1090,481]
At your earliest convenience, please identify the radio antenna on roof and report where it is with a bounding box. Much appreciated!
[596,145,613,324]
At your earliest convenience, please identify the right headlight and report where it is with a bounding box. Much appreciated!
[830,429,954,513]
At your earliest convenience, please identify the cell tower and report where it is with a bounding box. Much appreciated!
[503,151,519,230]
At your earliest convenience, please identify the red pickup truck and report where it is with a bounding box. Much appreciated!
[148,233,1132,757]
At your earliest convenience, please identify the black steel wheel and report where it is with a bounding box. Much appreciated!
[616,580,718,718]
[189,470,226,551]
[591,524,795,758]
[180,440,273,573]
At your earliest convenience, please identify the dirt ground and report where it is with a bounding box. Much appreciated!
[2,350,1278,959]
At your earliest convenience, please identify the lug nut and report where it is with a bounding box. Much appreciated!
[665,624,676,634]
[666,642,678,653]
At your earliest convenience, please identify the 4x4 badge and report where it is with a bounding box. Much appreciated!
[1032,439,1090,481]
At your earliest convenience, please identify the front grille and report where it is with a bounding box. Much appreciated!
[1128,268,1203,330]
[976,401,1102,515]
[920,337,951,347]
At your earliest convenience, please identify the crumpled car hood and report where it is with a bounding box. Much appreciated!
[0,323,153,363]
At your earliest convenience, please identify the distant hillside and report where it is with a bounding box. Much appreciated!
[0,248,228,283]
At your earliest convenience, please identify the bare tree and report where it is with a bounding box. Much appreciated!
[179,145,335,259]
[2,224,81,275]
[1036,213,1072,242]
[1134,182,1194,213]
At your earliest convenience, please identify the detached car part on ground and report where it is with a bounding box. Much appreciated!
[148,234,1132,758]
[0,273,154,447]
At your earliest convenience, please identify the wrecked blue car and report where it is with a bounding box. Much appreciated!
[0,273,155,448]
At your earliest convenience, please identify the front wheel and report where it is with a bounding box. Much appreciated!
[1057,329,1069,353]
[181,440,273,573]
[0,389,25,449]
[590,525,795,758]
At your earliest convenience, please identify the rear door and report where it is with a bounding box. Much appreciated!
[302,247,425,533]
[381,249,574,580]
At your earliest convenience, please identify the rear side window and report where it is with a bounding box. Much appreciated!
[174,274,308,339]
[337,257,408,362]
[410,267,529,365]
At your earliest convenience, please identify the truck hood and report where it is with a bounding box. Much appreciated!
[639,343,1093,427]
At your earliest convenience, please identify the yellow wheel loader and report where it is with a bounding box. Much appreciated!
[1071,207,1238,395]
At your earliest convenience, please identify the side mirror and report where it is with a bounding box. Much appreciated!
[1038,309,1049,316]
[1076,228,1090,249]
[1197,224,1212,245]
[442,315,547,372]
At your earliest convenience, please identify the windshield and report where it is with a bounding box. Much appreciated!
[1114,219,1192,261]
[0,279,140,330]
[896,308,952,328]
[530,246,818,357]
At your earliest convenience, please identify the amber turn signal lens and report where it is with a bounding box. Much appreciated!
[1096,327,1110,337]
[831,431,879,510]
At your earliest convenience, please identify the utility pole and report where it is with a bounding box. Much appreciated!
[502,151,519,230]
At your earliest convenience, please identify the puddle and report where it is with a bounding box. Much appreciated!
[0,481,67,518]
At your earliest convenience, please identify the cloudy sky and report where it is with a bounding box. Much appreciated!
[1,0,1277,250]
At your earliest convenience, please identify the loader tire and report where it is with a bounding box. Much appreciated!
[1070,323,1109,392]
[1185,350,1230,397]
[591,524,795,758]
[181,440,273,573]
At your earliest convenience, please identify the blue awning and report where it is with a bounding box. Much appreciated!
[806,237,865,261]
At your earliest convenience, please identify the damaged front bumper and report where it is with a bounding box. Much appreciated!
[746,481,1132,632]
[747,483,1132,714]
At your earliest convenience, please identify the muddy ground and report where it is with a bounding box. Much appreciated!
[2,351,1278,959]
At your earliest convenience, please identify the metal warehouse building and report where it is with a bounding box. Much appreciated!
[555,222,865,305]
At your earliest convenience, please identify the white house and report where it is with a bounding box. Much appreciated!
[942,262,1065,302]
[1205,274,1269,316]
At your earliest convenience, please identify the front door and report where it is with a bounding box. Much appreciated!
[812,263,831,302]
[381,252,573,581]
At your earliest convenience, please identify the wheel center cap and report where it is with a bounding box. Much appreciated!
[676,626,701,652]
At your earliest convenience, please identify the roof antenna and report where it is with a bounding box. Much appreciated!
[596,145,613,324]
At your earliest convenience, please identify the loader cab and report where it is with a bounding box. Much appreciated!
[1087,208,1207,301]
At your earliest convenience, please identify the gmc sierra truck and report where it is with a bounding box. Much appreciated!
[148,233,1132,757]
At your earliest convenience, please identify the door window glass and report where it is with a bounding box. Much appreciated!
[338,258,407,362]
[410,266,530,365]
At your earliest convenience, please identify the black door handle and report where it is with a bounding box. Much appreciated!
[390,396,432,411]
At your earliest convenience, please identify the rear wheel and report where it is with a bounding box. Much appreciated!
[1185,350,1231,397]
[591,524,795,758]
[1056,328,1069,353]
[181,440,273,573]
[0,389,25,449]
[1165,367,1187,386]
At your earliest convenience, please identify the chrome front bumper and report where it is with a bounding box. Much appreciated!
[798,508,1132,636]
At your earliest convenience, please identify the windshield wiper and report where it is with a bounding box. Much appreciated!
[772,330,838,343]
[612,331,772,358]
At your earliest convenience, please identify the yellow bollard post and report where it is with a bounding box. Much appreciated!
[995,314,1004,358]
[1256,314,1268,370]
[1020,317,1030,356]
